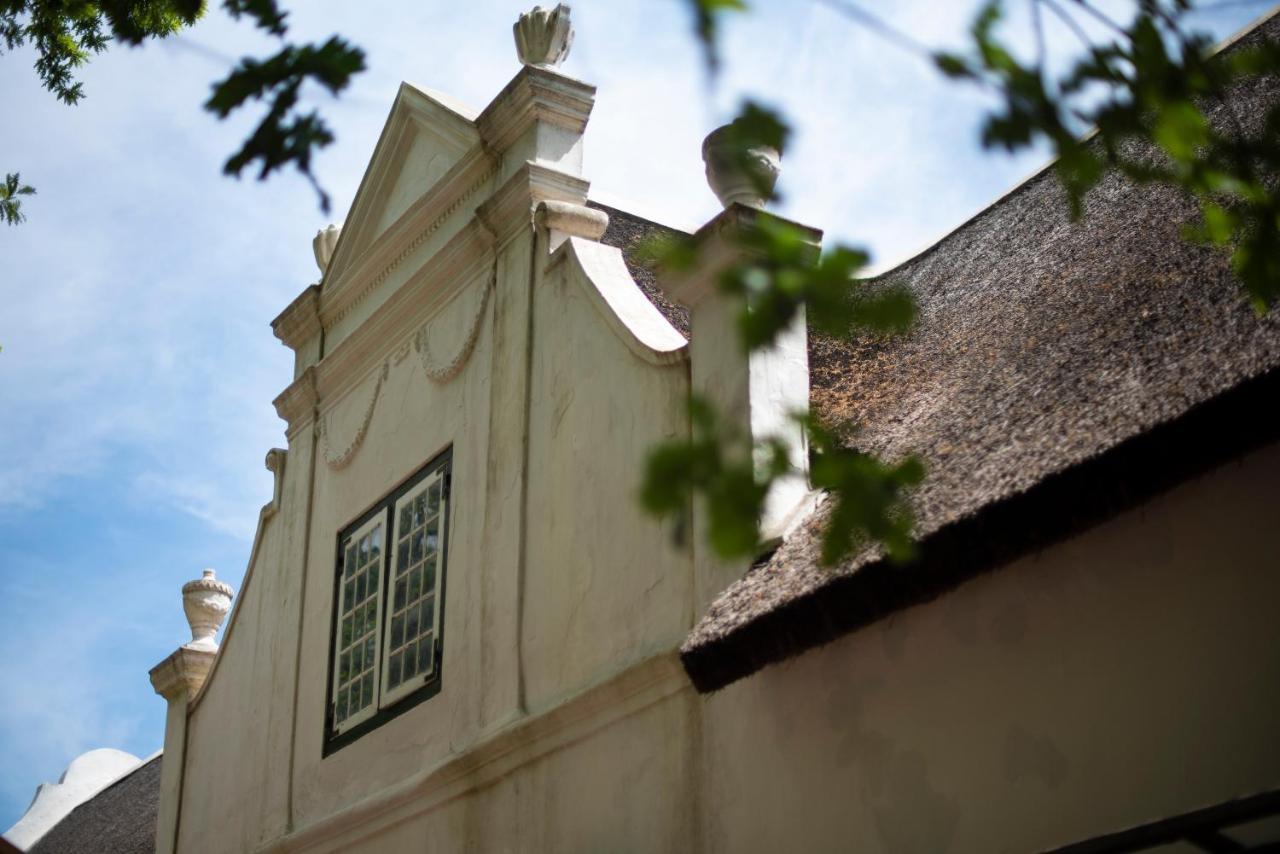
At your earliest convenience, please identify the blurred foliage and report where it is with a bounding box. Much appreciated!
[1,172,36,225]
[640,398,789,558]
[1,0,203,105]
[1,0,364,213]
[806,417,924,565]
[638,98,923,565]
[659,0,1280,570]
[935,0,1280,311]
[685,0,746,74]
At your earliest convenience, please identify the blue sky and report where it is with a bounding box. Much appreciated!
[0,0,1269,831]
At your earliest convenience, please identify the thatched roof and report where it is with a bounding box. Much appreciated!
[680,12,1280,693]
[28,754,161,854]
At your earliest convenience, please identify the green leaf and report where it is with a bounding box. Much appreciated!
[685,0,748,74]
[1152,100,1208,163]
[1,172,36,226]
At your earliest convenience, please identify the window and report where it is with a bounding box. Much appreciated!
[325,449,451,753]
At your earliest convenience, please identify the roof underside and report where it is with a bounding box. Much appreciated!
[29,755,161,854]
[682,12,1280,692]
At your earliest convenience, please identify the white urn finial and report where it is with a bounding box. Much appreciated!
[313,224,341,274]
[181,568,234,652]
[702,123,783,210]
[514,4,573,68]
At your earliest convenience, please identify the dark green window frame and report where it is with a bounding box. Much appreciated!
[323,447,452,756]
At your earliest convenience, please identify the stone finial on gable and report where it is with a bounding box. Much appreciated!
[313,223,341,274]
[181,569,234,652]
[514,4,573,68]
[702,123,783,210]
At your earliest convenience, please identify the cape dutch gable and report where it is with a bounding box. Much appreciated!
[9,7,1280,854]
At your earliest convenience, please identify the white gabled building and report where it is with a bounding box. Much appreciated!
[10,6,1280,853]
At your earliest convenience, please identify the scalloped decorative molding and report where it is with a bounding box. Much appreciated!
[315,275,492,472]
[318,361,390,470]
[417,274,493,384]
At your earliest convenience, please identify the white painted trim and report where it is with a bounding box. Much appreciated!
[549,237,689,367]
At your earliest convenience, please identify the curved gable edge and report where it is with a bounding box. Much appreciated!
[188,448,287,713]
[551,237,688,367]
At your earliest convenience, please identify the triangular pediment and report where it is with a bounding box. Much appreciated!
[325,83,481,282]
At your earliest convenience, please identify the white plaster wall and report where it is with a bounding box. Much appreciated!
[303,685,698,854]
[702,439,1280,854]
[177,282,1280,854]
[179,430,311,852]
[521,248,692,710]
[289,274,497,830]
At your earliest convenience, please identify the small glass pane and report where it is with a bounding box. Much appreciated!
[426,517,439,552]
[352,642,364,674]
[358,534,370,567]
[362,672,374,707]
[394,578,407,610]
[345,545,357,577]
[356,572,366,602]
[411,531,424,564]
[391,613,404,648]
[424,561,436,595]
[427,481,441,515]
[406,603,419,639]
[402,642,418,680]
[339,650,350,682]
[418,633,433,674]
[364,635,375,669]
[342,615,353,647]
[421,597,434,632]
[397,541,409,573]
[399,504,412,536]
[408,567,422,601]
[343,580,355,611]
[337,686,348,717]
[368,567,379,594]
[413,495,425,527]
[370,526,381,561]
[389,652,402,688]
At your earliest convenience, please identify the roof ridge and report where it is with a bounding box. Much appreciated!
[870,3,1280,282]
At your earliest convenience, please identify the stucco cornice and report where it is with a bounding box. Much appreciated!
[662,204,823,309]
[477,161,590,249]
[149,647,216,702]
[314,220,492,409]
[475,64,595,156]
[320,149,497,333]
[273,367,318,436]
[271,285,322,352]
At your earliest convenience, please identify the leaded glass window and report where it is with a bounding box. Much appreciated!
[382,471,445,704]
[331,516,384,733]
[325,450,451,753]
